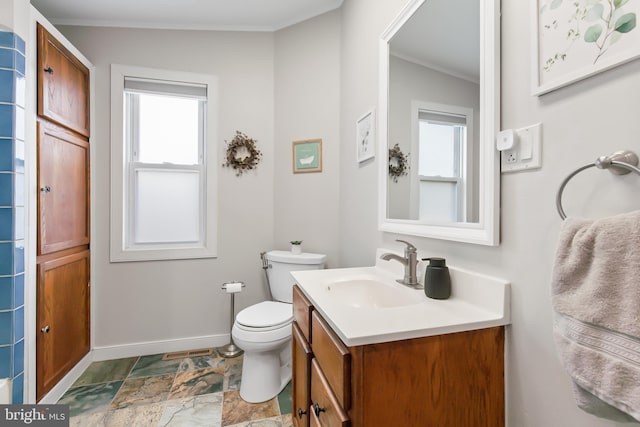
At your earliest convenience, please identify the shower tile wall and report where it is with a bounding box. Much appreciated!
[0,30,26,404]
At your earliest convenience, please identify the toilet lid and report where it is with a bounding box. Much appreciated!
[236,301,292,329]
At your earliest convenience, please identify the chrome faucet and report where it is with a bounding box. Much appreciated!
[380,240,423,289]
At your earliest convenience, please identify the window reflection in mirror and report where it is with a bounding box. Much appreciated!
[414,103,474,223]
[386,0,480,224]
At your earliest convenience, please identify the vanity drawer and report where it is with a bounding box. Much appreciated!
[311,359,350,427]
[294,285,314,342]
[311,311,351,410]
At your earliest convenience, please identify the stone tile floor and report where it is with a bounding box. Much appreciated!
[57,351,292,426]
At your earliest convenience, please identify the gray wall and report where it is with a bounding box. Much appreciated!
[340,0,640,426]
[59,26,277,348]
[274,11,341,267]
[59,12,343,350]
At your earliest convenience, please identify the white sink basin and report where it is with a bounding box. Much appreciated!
[291,249,511,346]
[324,279,421,309]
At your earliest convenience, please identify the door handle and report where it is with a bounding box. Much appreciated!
[43,66,54,74]
[40,186,51,193]
[313,403,325,417]
[297,408,307,419]
[40,325,50,333]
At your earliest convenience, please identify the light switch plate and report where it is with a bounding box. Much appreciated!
[501,123,542,173]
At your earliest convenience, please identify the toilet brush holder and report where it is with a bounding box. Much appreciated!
[217,281,246,358]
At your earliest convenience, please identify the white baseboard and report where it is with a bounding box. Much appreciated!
[92,333,231,361]
[38,333,230,404]
[39,352,93,404]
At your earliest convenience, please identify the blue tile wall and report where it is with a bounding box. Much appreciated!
[0,30,25,404]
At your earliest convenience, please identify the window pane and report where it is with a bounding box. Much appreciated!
[134,169,200,244]
[419,121,463,177]
[419,181,458,222]
[137,93,200,165]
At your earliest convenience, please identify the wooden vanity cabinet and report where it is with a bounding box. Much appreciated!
[292,285,505,427]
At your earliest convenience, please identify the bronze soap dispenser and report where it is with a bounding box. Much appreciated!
[422,257,451,300]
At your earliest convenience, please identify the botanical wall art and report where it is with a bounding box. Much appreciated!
[222,131,263,176]
[292,139,323,173]
[356,108,376,163]
[533,0,639,95]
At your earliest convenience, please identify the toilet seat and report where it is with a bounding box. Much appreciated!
[236,301,292,331]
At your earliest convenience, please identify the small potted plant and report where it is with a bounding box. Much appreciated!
[290,240,303,255]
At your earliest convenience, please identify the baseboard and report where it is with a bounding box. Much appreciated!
[92,333,230,362]
[37,333,230,404]
[39,352,93,404]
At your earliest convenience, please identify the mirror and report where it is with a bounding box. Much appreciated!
[378,0,500,245]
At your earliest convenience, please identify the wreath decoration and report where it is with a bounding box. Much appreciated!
[388,143,409,183]
[223,131,262,176]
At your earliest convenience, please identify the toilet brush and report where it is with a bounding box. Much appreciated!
[217,281,245,358]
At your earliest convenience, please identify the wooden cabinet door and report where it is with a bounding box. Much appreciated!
[37,23,90,137]
[36,250,90,399]
[37,122,90,255]
[293,323,313,427]
[310,360,350,427]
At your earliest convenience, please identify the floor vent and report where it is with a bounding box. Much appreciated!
[162,348,214,361]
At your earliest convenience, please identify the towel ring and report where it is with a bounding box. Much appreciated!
[556,150,640,220]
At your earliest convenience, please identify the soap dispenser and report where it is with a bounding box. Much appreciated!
[422,258,451,300]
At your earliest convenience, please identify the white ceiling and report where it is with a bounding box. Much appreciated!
[30,0,344,31]
[390,0,479,83]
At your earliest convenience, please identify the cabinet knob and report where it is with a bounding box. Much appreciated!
[297,408,307,419]
[41,325,50,333]
[44,66,54,75]
[40,186,51,193]
[313,403,325,417]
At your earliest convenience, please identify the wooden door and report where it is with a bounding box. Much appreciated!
[36,22,91,402]
[293,323,313,427]
[37,122,90,255]
[36,250,90,398]
[37,23,90,137]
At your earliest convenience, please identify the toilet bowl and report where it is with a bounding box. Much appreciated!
[232,301,293,403]
[231,250,326,403]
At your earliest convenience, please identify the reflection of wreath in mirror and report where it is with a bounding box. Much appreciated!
[388,143,409,182]
[223,131,262,176]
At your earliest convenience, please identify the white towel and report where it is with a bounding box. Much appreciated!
[552,210,640,422]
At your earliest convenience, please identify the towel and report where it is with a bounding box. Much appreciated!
[552,210,640,422]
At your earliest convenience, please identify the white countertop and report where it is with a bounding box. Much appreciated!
[291,249,511,347]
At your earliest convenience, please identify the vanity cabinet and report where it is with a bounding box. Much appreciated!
[292,285,505,427]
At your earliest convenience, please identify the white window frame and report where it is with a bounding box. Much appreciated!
[110,64,218,262]
[409,100,473,222]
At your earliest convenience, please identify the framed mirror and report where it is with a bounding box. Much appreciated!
[378,0,500,245]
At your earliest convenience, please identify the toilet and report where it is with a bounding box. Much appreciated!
[231,250,326,403]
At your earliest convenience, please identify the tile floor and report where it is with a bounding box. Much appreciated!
[57,351,293,427]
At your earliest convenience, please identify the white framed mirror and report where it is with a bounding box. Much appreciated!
[378,0,500,246]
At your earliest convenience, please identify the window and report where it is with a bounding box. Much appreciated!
[411,102,473,223]
[110,65,218,261]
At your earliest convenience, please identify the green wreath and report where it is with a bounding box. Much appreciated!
[223,131,262,176]
[388,143,409,183]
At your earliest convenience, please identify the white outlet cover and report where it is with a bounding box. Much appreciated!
[501,123,542,173]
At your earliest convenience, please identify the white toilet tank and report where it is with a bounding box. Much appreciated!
[266,250,326,303]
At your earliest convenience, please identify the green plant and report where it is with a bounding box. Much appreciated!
[290,240,303,245]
